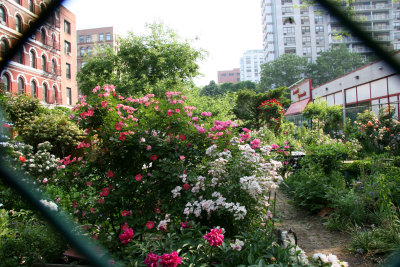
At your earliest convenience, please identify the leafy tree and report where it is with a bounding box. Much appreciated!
[258,54,309,91]
[302,98,343,132]
[309,44,366,87]
[200,80,223,96]
[77,23,205,96]
[220,81,256,93]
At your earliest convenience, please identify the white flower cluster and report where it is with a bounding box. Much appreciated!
[183,192,247,220]
[313,253,349,267]
[191,176,206,193]
[205,144,218,156]
[239,175,263,199]
[39,199,58,211]
[157,214,170,231]
[171,186,182,198]
[230,239,244,251]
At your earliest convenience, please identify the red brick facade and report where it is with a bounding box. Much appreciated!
[217,68,240,84]
[0,0,77,106]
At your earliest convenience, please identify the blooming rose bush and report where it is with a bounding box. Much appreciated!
[258,98,284,133]
[54,85,284,255]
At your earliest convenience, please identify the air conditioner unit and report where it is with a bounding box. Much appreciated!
[284,33,287,35]
[284,43,287,45]
[303,53,307,55]
[316,42,320,44]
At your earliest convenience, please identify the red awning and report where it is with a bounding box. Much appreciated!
[285,98,311,116]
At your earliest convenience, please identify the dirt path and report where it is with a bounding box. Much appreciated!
[273,188,378,267]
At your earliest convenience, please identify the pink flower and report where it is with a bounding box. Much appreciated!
[155,208,161,214]
[144,252,161,267]
[179,155,185,161]
[150,155,157,161]
[242,128,251,133]
[122,210,132,216]
[42,178,48,184]
[101,100,108,107]
[99,198,105,204]
[204,228,224,247]
[107,171,114,178]
[284,161,289,165]
[167,109,174,116]
[283,145,290,149]
[183,183,190,190]
[135,174,142,181]
[146,221,155,229]
[251,139,261,149]
[147,145,152,151]
[271,144,279,149]
[180,221,191,229]
[119,228,134,245]
[115,123,122,131]
[192,117,199,122]
[160,251,182,267]
[102,188,109,197]
[175,109,180,113]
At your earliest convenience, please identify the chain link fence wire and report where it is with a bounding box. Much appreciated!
[1,0,400,266]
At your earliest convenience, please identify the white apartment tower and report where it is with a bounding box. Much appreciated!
[240,49,265,83]
[261,0,400,62]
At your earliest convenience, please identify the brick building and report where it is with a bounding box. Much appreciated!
[217,68,240,84]
[77,26,116,69]
[0,0,77,106]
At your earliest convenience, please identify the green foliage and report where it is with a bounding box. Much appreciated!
[77,23,205,96]
[200,81,258,97]
[199,80,223,96]
[258,54,309,90]
[302,99,343,132]
[309,44,367,87]
[0,210,67,266]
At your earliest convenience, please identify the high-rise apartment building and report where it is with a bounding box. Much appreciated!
[0,0,77,106]
[261,0,400,62]
[240,49,265,83]
[76,26,117,69]
[217,68,240,84]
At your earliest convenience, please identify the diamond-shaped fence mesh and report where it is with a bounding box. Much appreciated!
[0,0,400,266]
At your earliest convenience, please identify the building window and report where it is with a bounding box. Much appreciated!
[66,63,71,79]
[31,80,37,97]
[316,25,324,33]
[284,47,296,54]
[29,0,34,13]
[64,41,71,54]
[302,36,311,45]
[282,6,294,14]
[2,74,10,92]
[316,46,325,54]
[67,87,71,105]
[301,26,310,34]
[15,0,21,5]
[221,73,227,76]
[18,77,24,95]
[395,22,400,30]
[79,47,84,56]
[284,37,296,45]
[99,33,104,42]
[40,3,45,14]
[43,83,48,102]
[16,15,22,33]
[30,50,36,68]
[301,16,309,24]
[52,86,56,103]
[283,27,295,35]
[79,35,84,43]
[303,46,312,55]
[41,55,46,71]
[64,20,71,34]
[15,49,23,64]
[106,33,111,41]
[0,6,7,25]
[316,35,325,44]
[395,32,400,40]
[51,34,56,48]
[281,0,292,4]
[86,35,91,43]
[86,46,92,55]
[315,14,323,24]
[41,28,46,45]
[52,59,56,74]
[0,39,7,59]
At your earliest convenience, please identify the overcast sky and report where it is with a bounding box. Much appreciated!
[62,0,263,86]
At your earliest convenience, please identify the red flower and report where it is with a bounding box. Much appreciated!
[160,251,182,267]
[144,252,161,267]
[183,183,190,190]
[204,228,224,247]
[146,221,154,229]
[179,134,186,141]
[102,188,109,197]
[135,174,142,181]
[19,156,26,163]
[122,210,131,216]
[119,228,134,245]
[180,221,191,229]
[150,155,157,161]
[107,171,114,178]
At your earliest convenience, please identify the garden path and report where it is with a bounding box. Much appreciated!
[274,188,378,267]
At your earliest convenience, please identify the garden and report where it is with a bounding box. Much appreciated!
[1,25,400,267]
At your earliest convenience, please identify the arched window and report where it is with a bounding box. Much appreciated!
[0,6,6,25]
[29,0,34,13]
[18,77,24,95]
[52,86,56,103]
[15,0,21,5]
[52,59,56,74]
[51,34,56,48]
[16,49,23,64]
[31,80,37,97]
[80,47,85,56]
[43,83,48,102]
[30,50,36,68]
[2,74,10,92]
[0,39,7,59]
[40,3,45,14]
[41,55,46,71]
[41,28,46,45]
[16,15,22,33]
